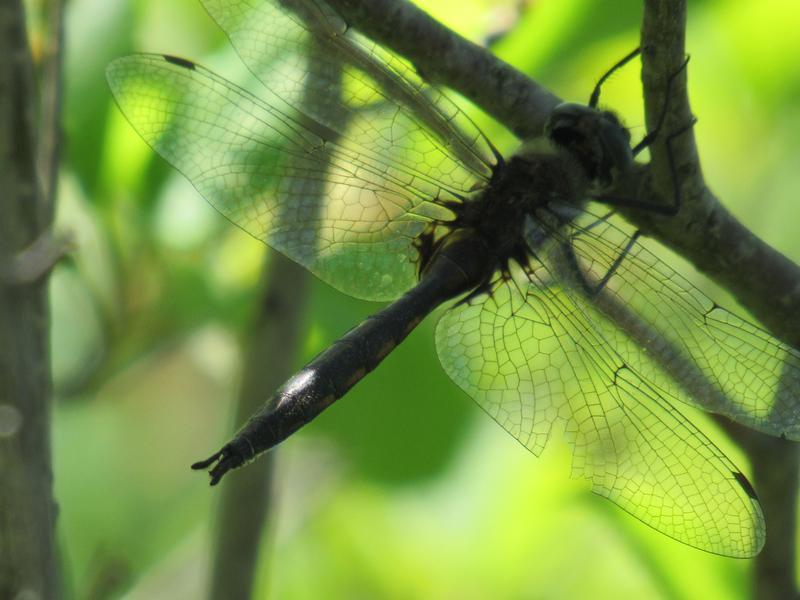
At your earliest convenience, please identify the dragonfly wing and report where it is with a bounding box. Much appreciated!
[553,207,800,439]
[107,54,469,300]
[201,0,496,185]
[435,262,765,557]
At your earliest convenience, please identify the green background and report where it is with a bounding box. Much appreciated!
[37,0,800,597]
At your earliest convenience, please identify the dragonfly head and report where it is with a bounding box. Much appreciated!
[545,102,633,192]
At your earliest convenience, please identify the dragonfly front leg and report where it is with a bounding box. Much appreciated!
[594,117,696,217]
[588,47,642,108]
[595,55,695,217]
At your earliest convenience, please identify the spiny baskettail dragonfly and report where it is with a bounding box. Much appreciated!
[106,0,800,557]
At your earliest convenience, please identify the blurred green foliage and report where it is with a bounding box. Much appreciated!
[39,0,800,597]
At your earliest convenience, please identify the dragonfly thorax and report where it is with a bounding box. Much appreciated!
[431,103,633,295]
[419,102,634,301]
[452,147,588,258]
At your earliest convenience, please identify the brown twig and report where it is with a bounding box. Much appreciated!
[326,0,560,137]
[639,1,798,597]
[0,230,72,285]
[635,0,800,346]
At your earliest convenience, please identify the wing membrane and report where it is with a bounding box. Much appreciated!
[436,264,765,557]
[555,208,800,439]
[200,0,496,183]
[107,54,464,300]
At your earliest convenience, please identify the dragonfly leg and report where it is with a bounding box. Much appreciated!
[569,209,616,237]
[561,230,641,296]
[589,47,642,108]
[593,55,695,216]
[596,116,697,216]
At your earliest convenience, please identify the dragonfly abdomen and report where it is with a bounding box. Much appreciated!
[194,231,494,484]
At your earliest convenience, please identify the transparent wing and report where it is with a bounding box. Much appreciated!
[107,55,457,300]
[200,0,496,184]
[436,262,765,557]
[553,207,800,439]
[107,5,493,301]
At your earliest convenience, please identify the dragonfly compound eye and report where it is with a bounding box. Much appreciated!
[546,102,633,190]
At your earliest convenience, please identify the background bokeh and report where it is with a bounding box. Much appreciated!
[34,0,800,597]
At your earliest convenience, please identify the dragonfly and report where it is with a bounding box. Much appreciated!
[107,0,800,557]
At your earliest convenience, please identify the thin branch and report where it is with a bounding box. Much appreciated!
[326,0,800,350]
[639,1,798,598]
[327,0,560,137]
[635,0,800,347]
[209,253,310,600]
[717,418,799,599]
[0,230,72,285]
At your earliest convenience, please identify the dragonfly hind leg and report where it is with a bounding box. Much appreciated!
[560,230,641,297]
[596,117,697,217]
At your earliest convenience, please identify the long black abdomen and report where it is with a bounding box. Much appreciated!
[193,230,494,484]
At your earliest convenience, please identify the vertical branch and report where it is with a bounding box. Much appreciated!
[208,253,310,600]
[641,1,798,597]
[208,30,339,598]
[640,0,697,187]
[0,1,62,598]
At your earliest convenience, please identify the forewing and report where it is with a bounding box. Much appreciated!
[556,208,800,439]
[435,263,764,557]
[107,53,463,300]
[200,0,496,185]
